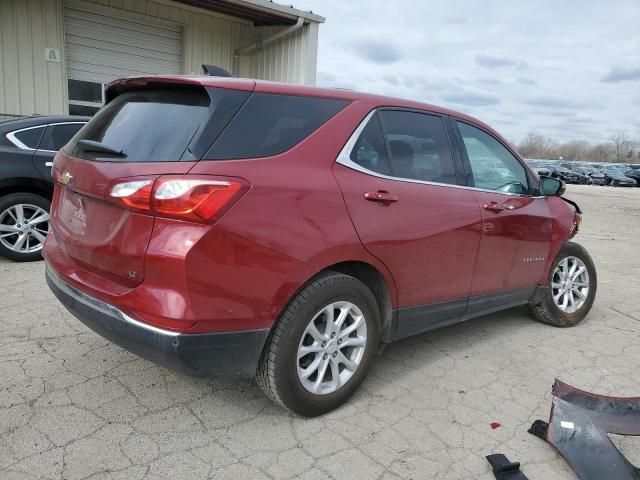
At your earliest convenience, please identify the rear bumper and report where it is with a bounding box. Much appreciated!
[46,265,269,377]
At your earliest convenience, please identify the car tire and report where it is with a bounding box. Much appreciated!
[528,242,597,327]
[0,193,51,262]
[256,272,380,416]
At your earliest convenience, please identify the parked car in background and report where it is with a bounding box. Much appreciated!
[603,165,637,187]
[45,76,596,416]
[535,166,553,177]
[565,166,592,185]
[581,166,607,185]
[0,116,88,261]
[623,165,640,186]
[550,166,583,184]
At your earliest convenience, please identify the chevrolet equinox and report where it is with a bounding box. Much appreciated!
[44,76,596,416]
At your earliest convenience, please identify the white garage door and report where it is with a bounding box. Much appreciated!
[63,2,182,114]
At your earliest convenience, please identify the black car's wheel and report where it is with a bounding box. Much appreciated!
[528,242,596,327]
[0,193,50,262]
[257,272,380,416]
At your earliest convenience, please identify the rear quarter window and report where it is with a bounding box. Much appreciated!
[206,93,348,159]
[11,127,46,149]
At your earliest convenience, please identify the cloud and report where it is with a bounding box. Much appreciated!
[352,41,401,64]
[444,15,467,24]
[522,96,588,110]
[292,0,640,143]
[383,74,400,86]
[442,91,500,107]
[475,54,527,69]
[601,66,640,83]
[478,77,502,86]
[517,77,537,86]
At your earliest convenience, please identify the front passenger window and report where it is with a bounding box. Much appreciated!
[379,110,457,185]
[457,122,530,194]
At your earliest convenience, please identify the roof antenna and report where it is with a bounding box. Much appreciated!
[202,65,233,77]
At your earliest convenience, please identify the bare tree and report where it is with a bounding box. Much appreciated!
[516,131,639,163]
[557,140,590,161]
[517,132,557,159]
[609,132,636,163]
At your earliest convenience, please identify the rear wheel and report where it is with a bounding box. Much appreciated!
[257,272,380,416]
[528,242,596,327]
[0,193,50,262]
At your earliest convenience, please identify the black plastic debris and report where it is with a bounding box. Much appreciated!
[486,453,529,479]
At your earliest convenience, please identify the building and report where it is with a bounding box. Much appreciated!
[0,0,324,118]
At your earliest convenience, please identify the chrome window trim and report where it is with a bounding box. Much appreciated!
[6,125,46,150]
[335,109,543,199]
[6,122,86,152]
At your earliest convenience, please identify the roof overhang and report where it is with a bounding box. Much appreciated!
[172,0,325,26]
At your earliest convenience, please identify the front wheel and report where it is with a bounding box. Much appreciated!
[0,193,51,262]
[256,272,380,416]
[528,242,597,327]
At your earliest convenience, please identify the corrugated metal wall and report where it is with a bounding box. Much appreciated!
[78,0,256,75]
[0,0,68,116]
[238,22,319,85]
[0,0,320,117]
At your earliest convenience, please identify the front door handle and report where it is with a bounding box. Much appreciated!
[364,191,398,204]
[483,202,504,212]
[483,201,515,213]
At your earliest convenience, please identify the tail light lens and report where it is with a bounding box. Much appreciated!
[109,179,153,212]
[569,210,582,239]
[107,175,248,223]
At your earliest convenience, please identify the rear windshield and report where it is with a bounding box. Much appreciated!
[206,93,348,159]
[66,88,211,162]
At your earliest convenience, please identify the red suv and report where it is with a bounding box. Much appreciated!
[45,76,596,416]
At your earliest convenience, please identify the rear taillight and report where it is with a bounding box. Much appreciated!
[107,175,248,222]
[569,210,582,239]
[109,179,153,212]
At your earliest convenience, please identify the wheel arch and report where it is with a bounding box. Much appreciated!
[311,260,396,342]
[0,178,53,200]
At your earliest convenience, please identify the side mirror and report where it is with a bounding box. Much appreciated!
[540,176,566,196]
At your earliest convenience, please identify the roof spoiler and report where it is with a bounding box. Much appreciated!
[202,65,233,77]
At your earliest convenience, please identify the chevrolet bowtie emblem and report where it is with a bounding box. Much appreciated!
[59,171,74,185]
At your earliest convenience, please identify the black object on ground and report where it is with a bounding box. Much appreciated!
[486,453,529,480]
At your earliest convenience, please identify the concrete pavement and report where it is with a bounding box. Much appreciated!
[1,184,639,479]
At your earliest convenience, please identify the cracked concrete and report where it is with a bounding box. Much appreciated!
[1,184,639,479]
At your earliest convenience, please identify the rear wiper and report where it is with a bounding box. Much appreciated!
[77,139,125,156]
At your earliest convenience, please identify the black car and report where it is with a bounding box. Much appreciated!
[579,166,607,185]
[623,165,640,186]
[603,166,637,187]
[545,165,582,184]
[0,116,88,261]
[567,166,593,185]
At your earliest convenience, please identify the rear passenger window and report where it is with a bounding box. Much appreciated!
[350,114,391,175]
[208,94,348,159]
[379,111,457,185]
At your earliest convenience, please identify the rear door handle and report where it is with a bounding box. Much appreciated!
[364,191,398,204]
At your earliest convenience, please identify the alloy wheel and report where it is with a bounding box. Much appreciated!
[297,301,367,395]
[0,204,50,254]
[551,256,590,314]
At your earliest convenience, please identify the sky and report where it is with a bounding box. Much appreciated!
[291,0,640,144]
